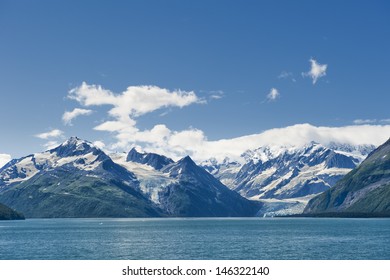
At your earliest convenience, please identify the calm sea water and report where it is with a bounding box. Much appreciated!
[0,218,389,260]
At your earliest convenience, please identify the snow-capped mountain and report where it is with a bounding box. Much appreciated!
[0,137,260,218]
[0,137,161,218]
[203,142,375,201]
[0,136,134,188]
[111,151,177,205]
[0,136,376,218]
[117,149,260,217]
[202,158,242,188]
[158,156,259,217]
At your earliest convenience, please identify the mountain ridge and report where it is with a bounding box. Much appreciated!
[0,137,381,218]
[202,142,374,200]
[126,147,174,170]
[0,137,260,218]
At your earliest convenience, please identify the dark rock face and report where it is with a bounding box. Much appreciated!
[126,148,174,170]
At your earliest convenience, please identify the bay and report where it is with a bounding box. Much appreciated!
[0,218,389,260]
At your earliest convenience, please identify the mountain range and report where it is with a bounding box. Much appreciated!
[1,136,387,218]
[202,142,374,215]
[0,137,259,218]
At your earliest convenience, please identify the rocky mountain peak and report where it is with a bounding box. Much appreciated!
[126,148,173,170]
[52,137,100,158]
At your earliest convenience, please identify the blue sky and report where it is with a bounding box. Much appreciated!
[1,0,390,163]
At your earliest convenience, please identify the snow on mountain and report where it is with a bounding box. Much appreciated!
[327,141,374,158]
[0,154,11,169]
[0,137,110,188]
[115,150,260,216]
[0,139,259,217]
[157,155,259,217]
[0,137,164,218]
[111,152,176,204]
[202,157,242,187]
[0,136,377,217]
[202,142,375,204]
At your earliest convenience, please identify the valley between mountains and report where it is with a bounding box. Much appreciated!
[0,136,389,218]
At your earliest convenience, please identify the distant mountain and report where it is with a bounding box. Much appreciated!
[126,148,174,170]
[202,158,242,188]
[304,138,390,216]
[0,202,24,220]
[203,142,374,201]
[0,137,162,218]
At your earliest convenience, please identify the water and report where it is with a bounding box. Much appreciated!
[0,218,389,259]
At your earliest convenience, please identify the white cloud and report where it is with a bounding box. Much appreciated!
[0,153,11,169]
[92,140,106,149]
[210,94,223,100]
[267,88,280,101]
[68,82,200,118]
[278,71,292,79]
[353,119,390,125]
[174,123,390,163]
[209,90,224,100]
[68,82,203,151]
[35,129,65,150]
[199,90,224,100]
[169,129,206,150]
[94,120,136,132]
[66,83,390,164]
[104,123,390,164]
[138,127,208,160]
[42,141,60,150]
[62,108,93,126]
[302,58,327,84]
[159,109,172,117]
[278,71,296,82]
[35,129,64,139]
[353,119,377,125]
